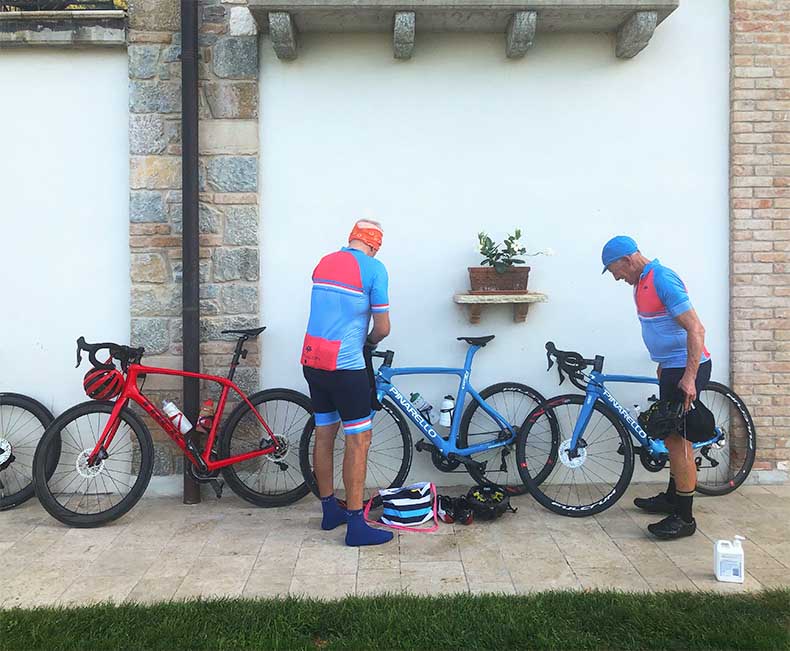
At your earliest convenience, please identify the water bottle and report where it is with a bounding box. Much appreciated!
[162,400,193,435]
[714,535,745,583]
[196,399,215,434]
[439,395,455,427]
[409,392,434,424]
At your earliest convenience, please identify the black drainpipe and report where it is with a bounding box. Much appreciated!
[181,0,201,504]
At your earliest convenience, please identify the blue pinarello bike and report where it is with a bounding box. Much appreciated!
[516,342,757,517]
[300,336,560,502]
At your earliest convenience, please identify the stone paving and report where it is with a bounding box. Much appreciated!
[1,483,788,607]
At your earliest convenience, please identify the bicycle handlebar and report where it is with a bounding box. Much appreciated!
[76,336,145,372]
[369,348,395,367]
[545,341,604,391]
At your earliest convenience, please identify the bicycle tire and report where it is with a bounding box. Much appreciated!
[0,393,55,511]
[458,382,560,494]
[694,381,757,496]
[517,394,634,517]
[219,389,313,507]
[32,400,153,527]
[299,398,413,509]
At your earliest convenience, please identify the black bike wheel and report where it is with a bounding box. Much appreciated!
[32,401,153,528]
[459,382,559,494]
[694,381,757,496]
[299,398,413,508]
[219,389,312,507]
[516,394,634,517]
[0,393,55,510]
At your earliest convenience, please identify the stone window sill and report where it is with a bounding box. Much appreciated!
[0,9,126,47]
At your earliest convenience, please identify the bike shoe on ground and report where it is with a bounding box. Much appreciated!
[634,492,675,514]
[647,513,696,539]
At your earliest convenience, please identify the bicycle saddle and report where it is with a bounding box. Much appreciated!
[457,335,495,347]
[221,326,266,337]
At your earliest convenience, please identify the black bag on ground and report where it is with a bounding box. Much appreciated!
[466,484,516,520]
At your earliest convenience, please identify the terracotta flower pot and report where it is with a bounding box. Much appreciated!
[468,266,530,292]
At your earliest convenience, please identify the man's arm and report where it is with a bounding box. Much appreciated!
[675,308,706,410]
[367,262,390,346]
[367,312,390,345]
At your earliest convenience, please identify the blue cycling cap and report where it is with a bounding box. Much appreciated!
[601,236,638,273]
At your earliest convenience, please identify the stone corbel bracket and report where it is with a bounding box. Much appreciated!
[616,11,658,59]
[269,11,298,60]
[393,11,416,60]
[506,10,537,59]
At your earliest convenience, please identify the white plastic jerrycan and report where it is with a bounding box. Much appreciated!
[714,535,745,583]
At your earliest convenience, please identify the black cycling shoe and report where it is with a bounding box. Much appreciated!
[634,492,675,514]
[647,513,696,539]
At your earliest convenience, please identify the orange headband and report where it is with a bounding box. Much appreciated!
[349,224,383,252]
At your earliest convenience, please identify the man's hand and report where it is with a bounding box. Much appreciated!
[678,373,696,412]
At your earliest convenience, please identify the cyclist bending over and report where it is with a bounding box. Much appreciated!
[601,236,711,540]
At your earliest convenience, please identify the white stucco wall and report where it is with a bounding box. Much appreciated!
[0,49,130,415]
[259,1,730,482]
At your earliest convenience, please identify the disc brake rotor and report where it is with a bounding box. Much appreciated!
[76,449,105,479]
[558,438,587,469]
[0,438,12,468]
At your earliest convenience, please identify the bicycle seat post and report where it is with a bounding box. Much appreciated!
[227,335,249,381]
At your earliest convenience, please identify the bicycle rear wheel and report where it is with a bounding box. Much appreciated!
[516,394,634,517]
[694,382,757,496]
[0,393,55,511]
[299,398,413,508]
[32,401,153,527]
[459,382,559,494]
[220,389,313,507]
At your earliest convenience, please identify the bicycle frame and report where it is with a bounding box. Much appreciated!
[86,364,279,471]
[374,344,516,457]
[566,371,723,457]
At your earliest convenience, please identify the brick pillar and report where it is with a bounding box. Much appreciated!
[731,0,790,480]
[128,0,260,475]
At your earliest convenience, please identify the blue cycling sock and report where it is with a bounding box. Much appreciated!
[320,494,348,531]
[345,509,394,547]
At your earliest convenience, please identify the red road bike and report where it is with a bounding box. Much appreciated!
[32,327,312,527]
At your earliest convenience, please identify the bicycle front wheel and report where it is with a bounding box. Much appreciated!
[516,394,634,517]
[32,401,153,527]
[299,398,413,507]
[459,382,559,494]
[0,393,55,511]
[694,382,757,496]
[219,389,313,507]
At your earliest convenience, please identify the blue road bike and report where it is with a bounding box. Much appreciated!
[300,335,560,503]
[516,342,757,517]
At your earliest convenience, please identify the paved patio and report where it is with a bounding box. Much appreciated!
[1,483,788,608]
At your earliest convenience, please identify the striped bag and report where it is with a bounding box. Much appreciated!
[363,482,439,532]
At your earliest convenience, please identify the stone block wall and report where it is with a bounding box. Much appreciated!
[731,0,790,479]
[128,0,261,474]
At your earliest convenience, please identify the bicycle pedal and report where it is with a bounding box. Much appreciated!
[415,440,436,453]
[209,479,224,499]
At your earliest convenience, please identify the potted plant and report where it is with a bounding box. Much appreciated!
[469,229,548,292]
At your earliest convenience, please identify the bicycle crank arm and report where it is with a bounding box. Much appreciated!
[446,453,487,474]
[414,440,437,454]
[209,479,224,499]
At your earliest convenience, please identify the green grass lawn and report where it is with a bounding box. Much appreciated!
[1,590,789,650]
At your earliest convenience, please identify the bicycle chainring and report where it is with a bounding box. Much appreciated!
[638,446,668,473]
[431,446,461,472]
[188,463,220,482]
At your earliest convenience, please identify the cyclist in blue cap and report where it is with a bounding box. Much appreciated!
[602,235,711,539]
